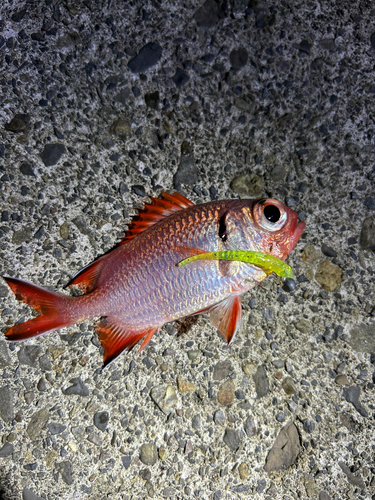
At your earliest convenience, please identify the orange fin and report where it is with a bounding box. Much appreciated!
[119,191,195,245]
[3,276,72,341]
[208,295,242,345]
[66,256,106,292]
[96,318,159,367]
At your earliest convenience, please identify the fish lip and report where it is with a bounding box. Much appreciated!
[287,220,305,253]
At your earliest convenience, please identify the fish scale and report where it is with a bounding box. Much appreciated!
[4,192,305,367]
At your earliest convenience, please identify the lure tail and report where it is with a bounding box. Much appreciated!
[3,277,74,341]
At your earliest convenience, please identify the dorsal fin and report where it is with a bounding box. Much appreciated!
[119,191,194,245]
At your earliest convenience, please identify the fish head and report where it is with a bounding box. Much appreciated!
[249,198,305,260]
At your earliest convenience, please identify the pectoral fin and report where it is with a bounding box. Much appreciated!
[208,295,242,345]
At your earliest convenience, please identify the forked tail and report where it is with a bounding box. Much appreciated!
[3,277,74,341]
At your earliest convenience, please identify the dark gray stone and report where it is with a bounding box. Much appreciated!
[229,47,248,69]
[264,422,300,472]
[0,386,14,423]
[93,411,109,432]
[253,365,270,398]
[349,323,375,353]
[342,386,368,417]
[321,243,337,257]
[319,492,331,500]
[48,422,67,435]
[55,460,74,485]
[37,377,48,392]
[63,377,89,396]
[0,340,11,368]
[173,141,197,189]
[338,461,366,489]
[20,162,35,176]
[0,442,14,457]
[121,454,132,469]
[283,278,296,292]
[213,360,232,381]
[194,0,221,27]
[17,345,42,366]
[360,216,375,250]
[128,42,162,73]
[172,68,190,88]
[22,488,43,500]
[223,428,241,451]
[40,143,65,166]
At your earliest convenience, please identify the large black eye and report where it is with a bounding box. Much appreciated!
[218,213,227,241]
[264,204,281,223]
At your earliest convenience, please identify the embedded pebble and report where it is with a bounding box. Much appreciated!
[0,341,11,368]
[264,422,300,472]
[229,47,248,69]
[217,380,235,406]
[349,323,375,353]
[294,319,312,334]
[5,113,30,132]
[194,0,221,27]
[230,174,264,197]
[342,386,368,417]
[55,460,74,485]
[213,360,232,381]
[177,376,196,393]
[173,141,197,189]
[0,386,14,423]
[93,411,109,431]
[213,410,225,426]
[127,42,162,73]
[338,461,366,489]
[321,243,337,257]
[0,442,14,457]
[252,365,270,399]
[243,414,256,437]
[40,143,65,167]
[315,260,342,291]
[139,442,158,466]
[150,385,178,415]
[223,428,241,451]
[62,377,89,397]
[27,408,49,440]
[47,422,67,435]
[360,216,375,250]
[22,488,43,500]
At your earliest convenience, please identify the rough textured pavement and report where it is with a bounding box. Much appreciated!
[0,0,375,499]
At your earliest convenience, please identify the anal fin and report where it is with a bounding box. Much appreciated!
[208,295,242,345]
[96,318,159,367]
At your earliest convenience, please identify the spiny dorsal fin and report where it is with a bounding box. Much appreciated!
[119,191,194,245]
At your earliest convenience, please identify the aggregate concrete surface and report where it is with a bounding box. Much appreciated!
[0,0,374,499]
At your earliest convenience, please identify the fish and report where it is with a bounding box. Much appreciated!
[3,192,305,367]
[177,250,293,278]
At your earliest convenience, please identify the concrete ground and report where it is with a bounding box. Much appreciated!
[0,0,374,499]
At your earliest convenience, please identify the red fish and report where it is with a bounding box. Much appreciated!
[3,192,305,367]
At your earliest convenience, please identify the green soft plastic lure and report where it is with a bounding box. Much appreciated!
[177,250,293,278]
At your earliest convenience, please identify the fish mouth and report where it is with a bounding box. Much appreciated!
[287,220,306,253]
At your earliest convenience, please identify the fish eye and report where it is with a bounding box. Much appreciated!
[254,198,287,232]
[264,204,280,223]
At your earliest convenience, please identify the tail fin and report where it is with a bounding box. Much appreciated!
[3,276,73,341]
